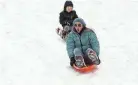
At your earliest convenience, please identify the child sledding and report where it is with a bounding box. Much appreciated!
[56,1,101,72]
[56,0,78,40]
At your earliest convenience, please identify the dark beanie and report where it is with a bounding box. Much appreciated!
[64,1,73,10]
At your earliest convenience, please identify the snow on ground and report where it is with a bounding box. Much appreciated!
[0,0,138,85]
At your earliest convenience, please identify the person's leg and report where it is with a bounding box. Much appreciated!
[86,48,101,65]
[60,26,72,40]
[56,26,71,39]
[74,48,83,57]
[58,26,69,39]
[83,55,93,66]
[73,48,86,67]
[56,27,64,39]
[63,26,72,33]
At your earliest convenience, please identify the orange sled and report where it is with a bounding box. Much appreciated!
[73,64,97,73]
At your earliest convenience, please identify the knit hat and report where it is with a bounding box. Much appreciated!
[64,1,73,11]
[73,18,86,27]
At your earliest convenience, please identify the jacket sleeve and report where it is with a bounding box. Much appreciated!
[59,12,66,27]
[74,11,78,19]
[66,33,75,59]
[89,32,100,56]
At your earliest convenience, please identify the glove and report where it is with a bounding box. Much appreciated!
[70,57,75,66]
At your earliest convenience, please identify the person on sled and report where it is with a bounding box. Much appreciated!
[66,18,101,68]
[57,0,78,39]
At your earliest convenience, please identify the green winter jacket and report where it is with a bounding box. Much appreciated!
[66,27,100,58]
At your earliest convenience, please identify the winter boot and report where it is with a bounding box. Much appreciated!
[74,56,86,68]
[88,50,100,65]
[56,28,66,39]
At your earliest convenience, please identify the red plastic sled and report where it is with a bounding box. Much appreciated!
[73,64,97,73]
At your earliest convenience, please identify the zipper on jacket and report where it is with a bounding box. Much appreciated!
[78,34,84,55]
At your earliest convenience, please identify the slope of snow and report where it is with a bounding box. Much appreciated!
[0,0,138,85]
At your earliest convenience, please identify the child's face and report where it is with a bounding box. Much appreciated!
[66,6,73,12]
[74,22,83,33]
